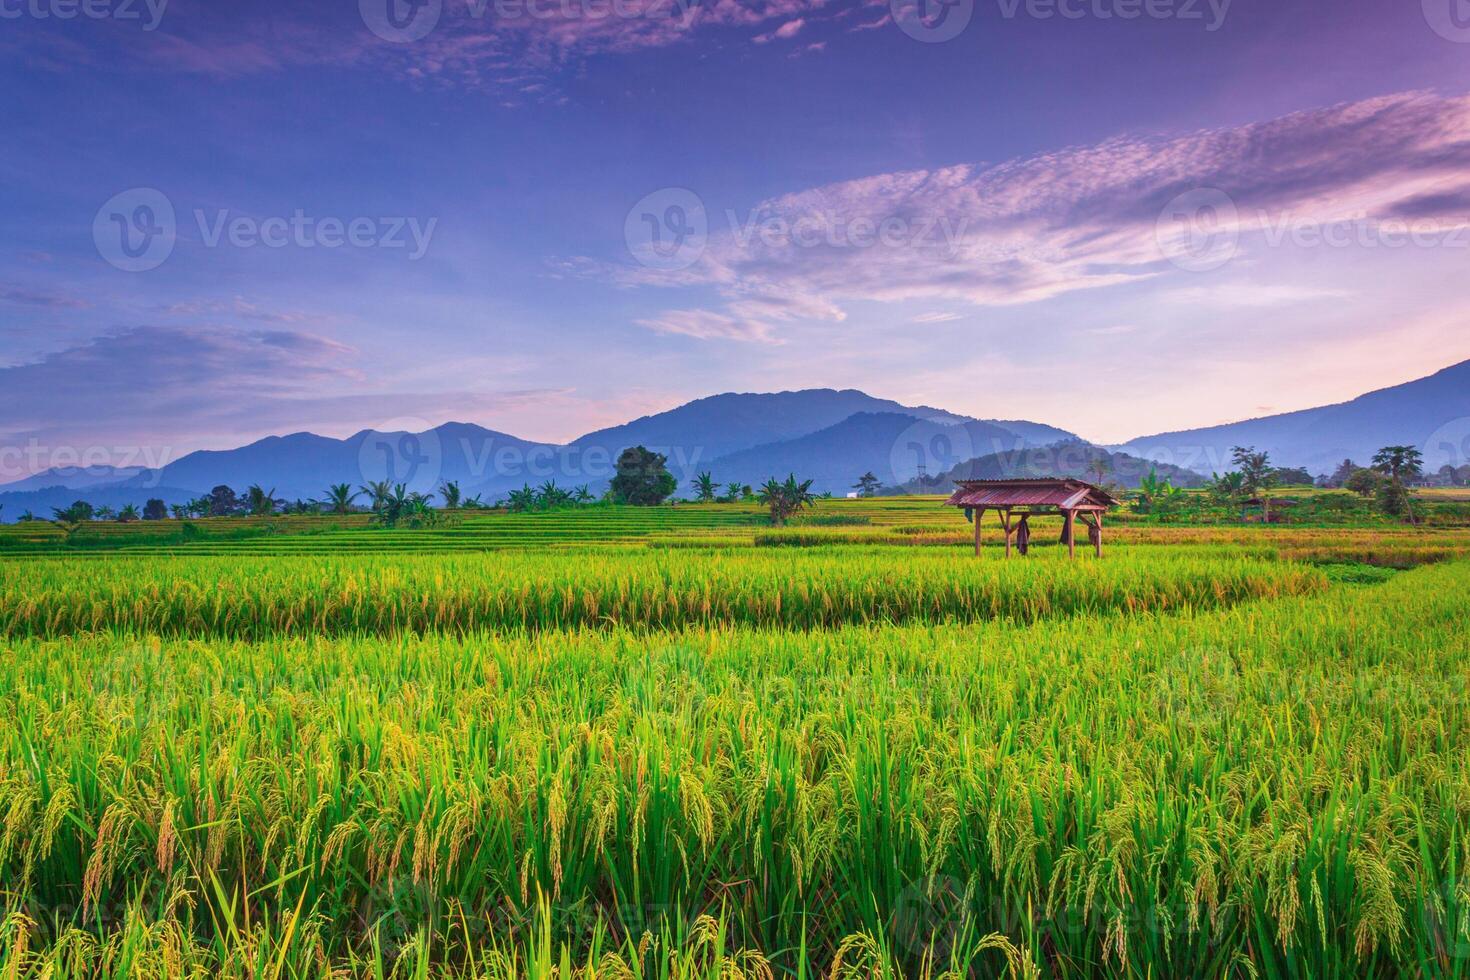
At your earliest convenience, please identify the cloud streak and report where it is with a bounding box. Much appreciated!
[614,91,1470,341]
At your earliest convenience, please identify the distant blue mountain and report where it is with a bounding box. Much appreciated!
[6,361,1462,521]
[1118,359,1470,475]
[553,389,1076,494]
[117,425,545,504]
[703,412,1039,495]
[0,484,199,521]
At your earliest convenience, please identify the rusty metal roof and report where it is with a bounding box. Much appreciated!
[944,478,1118,510]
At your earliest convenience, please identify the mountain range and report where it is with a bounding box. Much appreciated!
[1117,359,1470,475]
[2,359,1466,520]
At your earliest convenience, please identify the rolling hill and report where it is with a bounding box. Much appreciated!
[1,390,1076,518]
[890,442,1207,493]
[1117,359,1470,476]
[704,412,1038,495]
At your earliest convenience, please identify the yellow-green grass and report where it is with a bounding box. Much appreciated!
[7,499,1469,562]
[2,561,1469,977]
[0,547,1321,639]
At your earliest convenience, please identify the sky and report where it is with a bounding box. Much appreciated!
[2,0,1469,477]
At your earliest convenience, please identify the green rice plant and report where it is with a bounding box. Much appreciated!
[0,548,1323,639]
[1,561,1468,976]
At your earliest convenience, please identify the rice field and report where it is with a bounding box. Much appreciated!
[2,500,1469,978]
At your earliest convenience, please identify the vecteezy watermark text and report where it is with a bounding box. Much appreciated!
[0,440,175,486]
[1156,186,1470,273]
[359,0,700,43]
[727,209,970,254]
[94,188,438,271]
[624,187,971,271]
[997,0,1231,31]
[196,210,437,259]
[0,0,167,29]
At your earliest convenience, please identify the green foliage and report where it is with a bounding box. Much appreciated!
[1132,467,1185,516]
[1345,467,1385,497]
[609,446,677,506]
[692,471,718,502]
[370,484,441,529]
[757,474,817,525]
[852,471,882,498]
[324,482,361,514]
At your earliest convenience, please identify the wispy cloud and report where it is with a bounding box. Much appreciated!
[0,284,91,309]
[611,91,1470,342]
[635,309,781,344]
[15,0,840,95]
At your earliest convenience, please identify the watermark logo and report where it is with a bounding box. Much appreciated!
[625,187,708,271]
[995,0,1231,31]
[889,419,978,486]
[356,418,443,496]
[0,0,169,30]
[1158,644,1239,727]
[1155,187,1238,273]
[892,874,968,958]
[195,209,437,259]
[1425,417,1470,474]
[728,208,969,257]
[1423,0,1470,42]
[360,0,442,41]
[891,0,973,42]
[93,188,175,272]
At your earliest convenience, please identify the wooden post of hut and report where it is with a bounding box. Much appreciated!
[944,479,1119,559]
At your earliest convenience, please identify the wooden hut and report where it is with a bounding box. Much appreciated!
[945,478,1118,558]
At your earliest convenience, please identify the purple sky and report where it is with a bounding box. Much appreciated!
[2,0,1469,477]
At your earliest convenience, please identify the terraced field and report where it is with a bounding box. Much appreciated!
[2,502,1469,978]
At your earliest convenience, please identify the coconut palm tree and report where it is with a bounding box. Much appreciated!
[537,481,573,509]
[439,480,463,510]
[692,472,718,502]
[324,483,360,515]
[117,504,140,523]
[757,474,817,525]
[359,480,393,513]
[244,484,280,517]
[505,485,537,513]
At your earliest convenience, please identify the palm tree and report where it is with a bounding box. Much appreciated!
[505,485,537,513]
[757,474,817,525]
[117,504,140,523]
[94,505,117,522]
[536,480,573,509]
[723,482,744,504]
[244,484,280,517]
[1231,446,1276,522]
[324,483,360,515]
[573,485,593,505]
[439,480,463,510]
[1206,471,1246,505]
[692,472,718,502]
[359,480,393,513]
[1372,445,1424,523]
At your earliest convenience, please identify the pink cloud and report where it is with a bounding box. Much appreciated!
[615,91,1470,342]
